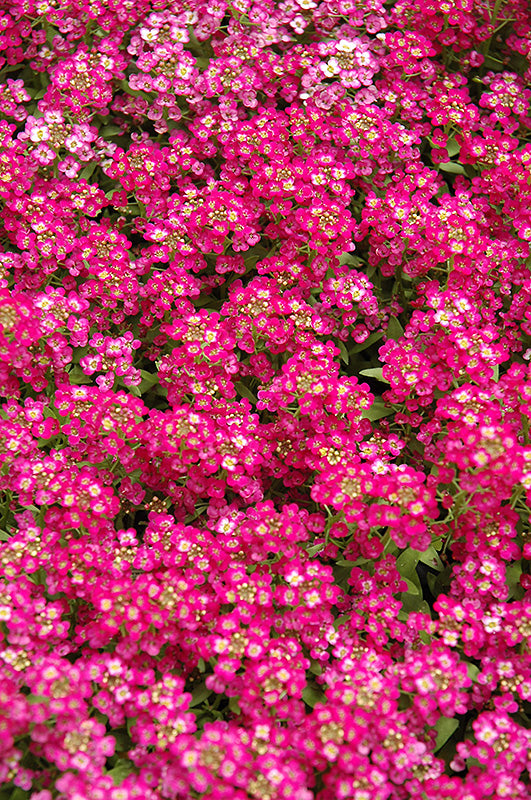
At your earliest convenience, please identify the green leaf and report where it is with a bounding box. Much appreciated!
[335,558,370,567]
[446,137,460,158]
[196,57,211,71]
[402,577,420,596]
[396,547,421,575]
[193,294,222,308]
[0,790,27,800]
[432,565,453,597]
[439,162,466,174]
[107,761,135,785]
[26,567,47,586]
[124,384,141,397]
[27,693,48,705]
[112,729,132,751]
[118,79,151,100]
[349,331,384,353]
[101,125,125,137]
[418,545,443,571]
[139,370,159,391]
[229,696,241,714]
[302,685,325,708]
[189,682,212,707]
[359,367,388,382]
[339,253,360,266]
[427,571,437,596]
[362,399,394,420]
[68,365,92,385]
[396,548,423,595]
[506,562,523,599]
[338,340,349,365]
[79,163,97,181]
[235,381,258,404]
[386,316,404,341]
[398,597,430,617]
[332,565,353,591]
[434,716,459,751]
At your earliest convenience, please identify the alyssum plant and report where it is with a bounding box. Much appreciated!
[0,0,530,797]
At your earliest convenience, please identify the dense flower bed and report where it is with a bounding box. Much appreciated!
[1,0,531,797]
